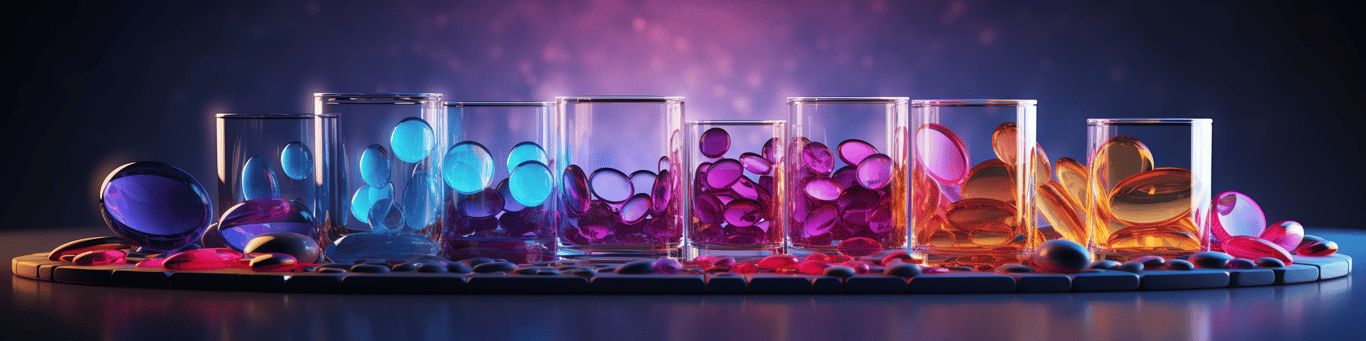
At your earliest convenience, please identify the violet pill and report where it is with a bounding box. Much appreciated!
[739,152,773,174]
[706,159,745,189]
[801,142,836,174]
[856,153,894,190]
[562,165,592,216]
[589,167,634,203]
[699,127,731,158]
[837,139,879,166]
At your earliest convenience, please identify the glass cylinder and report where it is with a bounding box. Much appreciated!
[313,93,445,263]
[440,102,558,264]
[1086,118,1212,260]
[911,100,1038,267]
[787,97,909,256]
[210,113,334,251]
[686,120,786,258]
[556,96,686,259]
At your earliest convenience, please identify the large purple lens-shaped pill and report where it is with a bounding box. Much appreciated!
[619,193,652,225]
[761,137,781,164]
[240,156,280,201]
[723,199,763,227]
[693,193,725,225]
[915,123,969,186]
[651,170,673,214]
[699,127,731,158]
[1211,191,1265,241]
[629,170,657,195]
[694,162,713,191]
[442,141,495,194]
[801,142,835,174]
[562,165,591,216]
[589,168,633,203]
[458,188,505,218]
[100,162,212,251]
[856,153,894,190]
[359,144,392,188]
[805,178,842,201]
[803,204,839,237]
[509,161,554,208]
[706,159,744,189]
[217,198,313,251]
[739,152,772,174]
[837,139,879,166]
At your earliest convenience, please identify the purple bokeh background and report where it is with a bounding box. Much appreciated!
[3,0,1363,230]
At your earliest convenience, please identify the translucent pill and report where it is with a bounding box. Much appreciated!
[241,156,280,200]
[506,141,548,173]
[389,117,435,163]
[100,162,212,251]
[629,170,657,195]
[561,165,591,216]
[1210,191,1266,241]
[856,153,894,190]
[914,123,969,186]
[367,199,405,234]
[280,141,313,181]
[1036,181,1086,243]
[358,144,391,188]
[509,161,553,207]
[1091,135,1153,193]
[402,171,441,231]
[837,139,878,166]
[1055,157,1088,206]
[699,127,731,158]
[801,142,836,174]
[960,159,1015,204]
[1107,168,1192,226]
[589,168,633,203]
[619,193,652,225]
[442,141,495,194]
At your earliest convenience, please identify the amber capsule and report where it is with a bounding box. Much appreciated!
[911,168,940,218]
[991,122,1051,186]
[961,159,1016,204]
[1107,168,1192,226]
[915,214,956,247]
[1107,223,1202,251]
[1090,135,1154,194]
[944,198,1018,247]
[1056,157,1087,206]
[1036,181,1087,243]
[1032,146,1052,187]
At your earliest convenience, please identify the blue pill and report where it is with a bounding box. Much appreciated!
[359,144,391,188]
[506,141,548,174]
[509,161,553,207]
[402,171,441,231]
[349,184,381,224]
[390,117,435,163]
[367,199,405,234]
[280,141,313,181]
[240,156,280,200]
[100,161,212,251]
[442,141,494,194]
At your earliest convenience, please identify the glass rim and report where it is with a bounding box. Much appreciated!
[315,93,442,103]
[687,120,785,126]
[788,97,909,104]
[555,96,684,103]
[911,99,1037,107]
[216,113,336,119]
[446,101,553,107]
[1088,118,1212,126]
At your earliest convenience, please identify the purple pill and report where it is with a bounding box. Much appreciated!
[658,156,671,172]
[787,137,810,163]
[791,196,811,223]
[856,153,894,190]
[730,176,760,200]
[831,166,860,189]
[629,170,657,195]
[722,199,764,227]
[458,188,504,218]
[837,187,880,209]
[619,193,652,225]
[867,205,894,233]
[840,201,873,226]
[695,162,713,191]
[706,159,744,189]
[495,179,527,212]
[693,193,725,225]
[837,139,879,166]
[804,204,839,237]
[915,123,970,185]
[651,170,673,214]
[761,137,781,164]
[720,226,767,245]
[693,224,724,243]
[739,152,772,174]
[699,127,731,158]
[562,165,591,216]
[499,208,545,236]
[758,175,774,193]
[801,142,836,174]
[805,178,842,201]
[589,168,633,203]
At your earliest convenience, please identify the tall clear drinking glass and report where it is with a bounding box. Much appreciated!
[314,93,445,263]
[686,120,786,258]
[441,102,558,264]
[911,100,1038,267]
[1086,118,1212,260]
[787,97,909,256]
[556,96,686,259]
[209,113,333,251]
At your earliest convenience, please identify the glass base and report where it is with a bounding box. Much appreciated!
[441,237,556,264]
[559,243,682,260]
[915,246,1028,266]
[1093,248,1203,262]
[689,243,783,259]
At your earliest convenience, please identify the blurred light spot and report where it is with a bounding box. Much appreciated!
[747,72,763,88]
[543,45,569,63]
[650,26,668,41]
[980,29,995,45]
[674,37,690,52]
[732,96,752,114]
[861,55,874,68]
[435,14,448,27]
[942,1,967,24]
[632,17,646,31]
[652,56,664,71]
[713,85,727,97]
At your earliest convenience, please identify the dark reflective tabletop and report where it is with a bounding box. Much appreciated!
[4,227,1360,341]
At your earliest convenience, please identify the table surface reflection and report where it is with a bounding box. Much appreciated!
[3,226,1360,341]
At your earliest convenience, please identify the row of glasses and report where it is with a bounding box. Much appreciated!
[211,94,1211,263]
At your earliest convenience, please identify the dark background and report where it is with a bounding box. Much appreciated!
[2,0,1363,231]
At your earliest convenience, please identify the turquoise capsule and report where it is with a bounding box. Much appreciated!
[442,141,494,194]
[390,117,435,163]
[509,161,553,207]
[506,141,548,174]
[241,156,280,200]
[402,171,441,232]
[359,144,391,188]
[280,141,313,181]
